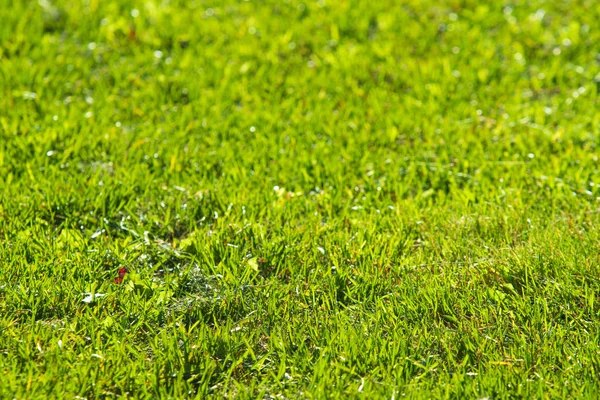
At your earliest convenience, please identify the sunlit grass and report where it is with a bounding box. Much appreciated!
[1,0,600,397]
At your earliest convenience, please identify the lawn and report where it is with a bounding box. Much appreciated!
[1,0,600,398]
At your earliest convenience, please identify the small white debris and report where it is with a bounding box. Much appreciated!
[82,293,105,303]
[90,229,104,239]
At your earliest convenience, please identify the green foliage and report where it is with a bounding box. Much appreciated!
[1,0,600,397]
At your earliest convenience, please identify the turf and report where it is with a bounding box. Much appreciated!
[1,0,600,398]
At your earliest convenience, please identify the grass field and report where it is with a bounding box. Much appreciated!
[2,0,600,397]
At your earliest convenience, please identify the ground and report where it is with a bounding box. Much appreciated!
[1,0,600,398]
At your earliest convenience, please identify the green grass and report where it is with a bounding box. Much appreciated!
[2,0,600,397]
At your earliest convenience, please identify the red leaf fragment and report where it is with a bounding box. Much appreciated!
[114,267,128,284]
